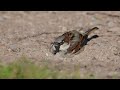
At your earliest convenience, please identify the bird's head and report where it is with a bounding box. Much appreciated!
[50,40,65,55]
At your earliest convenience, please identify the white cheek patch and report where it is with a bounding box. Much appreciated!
[51,43,59,52]
[50,43,55,49]
[52,45,56,50]
[50,44,56,53]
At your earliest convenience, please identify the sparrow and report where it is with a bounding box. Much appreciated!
[50,27,99,55]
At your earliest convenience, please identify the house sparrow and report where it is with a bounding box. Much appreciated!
[50,27,99,55]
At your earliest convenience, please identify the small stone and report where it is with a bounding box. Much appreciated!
[46,53,49,56]
[9,44,20,52]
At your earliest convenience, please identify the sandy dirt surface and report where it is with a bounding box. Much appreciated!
[0,11,120,78]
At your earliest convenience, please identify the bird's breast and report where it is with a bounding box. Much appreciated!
[59,42,70,51]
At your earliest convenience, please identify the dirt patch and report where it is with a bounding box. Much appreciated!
[0,11,120,78]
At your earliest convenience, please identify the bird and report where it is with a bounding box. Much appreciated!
[50,27,99,55]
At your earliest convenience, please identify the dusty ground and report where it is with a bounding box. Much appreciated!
[0,11,120,79]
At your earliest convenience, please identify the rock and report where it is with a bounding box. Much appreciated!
[8,44,20,52]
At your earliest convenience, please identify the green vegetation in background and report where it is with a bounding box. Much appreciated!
[0,56,95,79]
